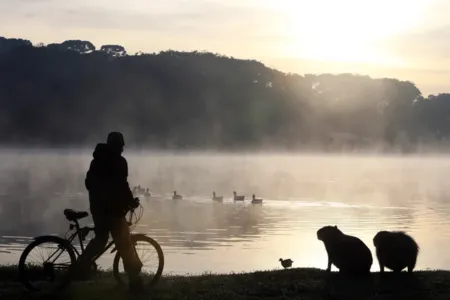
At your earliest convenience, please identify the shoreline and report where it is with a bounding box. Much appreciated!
[3,265,450,299]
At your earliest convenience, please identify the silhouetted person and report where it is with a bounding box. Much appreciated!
[75,132,143,292]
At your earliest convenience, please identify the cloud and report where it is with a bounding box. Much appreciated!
[381,26,450,70]
[10,0,53,2]
[1,0,284,38]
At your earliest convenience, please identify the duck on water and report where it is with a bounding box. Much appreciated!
[233,191,245,201]
[251,194,263,204]
[172,191,183,200]
[212,192,223,202]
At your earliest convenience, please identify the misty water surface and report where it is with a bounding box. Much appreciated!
[0,149,449,274]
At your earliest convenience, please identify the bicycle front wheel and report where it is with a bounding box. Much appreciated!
[18,236,76,291]
[113,234,164,288]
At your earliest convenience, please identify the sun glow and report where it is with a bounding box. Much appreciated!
[268,0,429,64]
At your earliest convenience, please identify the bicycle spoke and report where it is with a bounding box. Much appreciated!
[114,236,164,287]
[20,240,75,291]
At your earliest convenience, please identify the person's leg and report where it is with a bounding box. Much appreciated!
[74,213,110,277]
[110,217,142,275]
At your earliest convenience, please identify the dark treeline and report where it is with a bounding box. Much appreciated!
[1,36,449,152]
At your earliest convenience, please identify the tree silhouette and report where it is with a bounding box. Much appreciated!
[47,40,96,54]
[100,45,126,57]
[0,36,447,152]
[0,37,32,54]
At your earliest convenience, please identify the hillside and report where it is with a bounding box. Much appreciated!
[1,37,449,152]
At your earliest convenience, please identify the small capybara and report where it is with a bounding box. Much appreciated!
[317,225,373,275]
[373,231,419,273]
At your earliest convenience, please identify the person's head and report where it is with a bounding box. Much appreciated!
[107,131,125,154]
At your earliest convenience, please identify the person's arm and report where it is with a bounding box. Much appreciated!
[119,157,134,202]
[85,161,95,191]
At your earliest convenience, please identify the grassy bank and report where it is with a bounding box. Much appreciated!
[2,266,450,300]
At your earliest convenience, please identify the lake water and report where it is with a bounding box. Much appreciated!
[0,150,450,275]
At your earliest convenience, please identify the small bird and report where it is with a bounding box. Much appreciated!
[172,191,183,200]
[279,258,293,269]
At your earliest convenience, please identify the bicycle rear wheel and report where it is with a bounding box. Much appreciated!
[113,234,164,288]
[18,236,76,291]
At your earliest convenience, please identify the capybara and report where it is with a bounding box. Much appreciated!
[317,226,373,275]
[373,231,419,273]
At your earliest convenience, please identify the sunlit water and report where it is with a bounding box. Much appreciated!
[0,150,450,275]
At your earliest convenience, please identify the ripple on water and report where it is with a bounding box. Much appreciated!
[1,153,450,274]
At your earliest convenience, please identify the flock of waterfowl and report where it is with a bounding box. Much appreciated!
[212,191,263,204]
[132,185,151,198]
[171,190,264,204]
[132,185,263,204]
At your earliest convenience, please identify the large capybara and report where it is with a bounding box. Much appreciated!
[317,226,373,275]
[373,231,419,273]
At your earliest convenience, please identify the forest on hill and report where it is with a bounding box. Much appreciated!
[1,36,449,152]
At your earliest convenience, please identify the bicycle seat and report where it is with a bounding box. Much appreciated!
[64,209,89,221]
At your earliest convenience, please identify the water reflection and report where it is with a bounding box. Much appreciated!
[0,152,450,274]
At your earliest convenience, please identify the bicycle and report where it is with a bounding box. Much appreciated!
[18,200,164,291]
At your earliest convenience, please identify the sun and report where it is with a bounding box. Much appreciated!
[268,0,428,65]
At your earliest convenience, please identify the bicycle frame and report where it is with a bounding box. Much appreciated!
[65,220,117,261]
[19,204,149,293]
[65,207,138,262]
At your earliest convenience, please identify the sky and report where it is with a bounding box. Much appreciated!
[1,0,450,96]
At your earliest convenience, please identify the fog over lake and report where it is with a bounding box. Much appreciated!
[0,149,449,274]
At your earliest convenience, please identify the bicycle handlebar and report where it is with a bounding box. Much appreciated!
[126,198,143,228]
